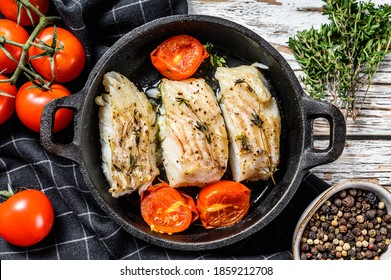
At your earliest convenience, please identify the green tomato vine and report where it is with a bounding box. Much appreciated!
[0,0,62,90]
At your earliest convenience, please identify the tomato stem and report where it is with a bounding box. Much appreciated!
[18,0,45,18]
[0,183,14,202]
[0,0,61,87]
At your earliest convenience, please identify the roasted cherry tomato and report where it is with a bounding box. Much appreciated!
[0,19,29,74]
[140,182,199,234]
[0,0,50,26]
[15,81,73,133]
[28,26,86,83]
[150,35,209,80]
[0,74,18,125]
[0,189,54,247]
[197,180,251,229]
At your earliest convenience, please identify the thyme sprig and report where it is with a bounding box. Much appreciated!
[203,42,227,68]
[176,96,212,144]
[235,79,255,93]
[250,109,277,185]
[236,133,251,152]
[288,0,391,120]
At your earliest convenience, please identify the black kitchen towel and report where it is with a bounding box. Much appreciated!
[0,0,329,260]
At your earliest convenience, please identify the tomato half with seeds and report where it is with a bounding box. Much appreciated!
[0,74,17,125]
[15,81,73,133]
[150,35,209,80]
[0,19,29,74]
[140,182,199,234]
[28,26,86,83]
[0,189,54,247]
[197,180,251,229]
[0,0,50,26]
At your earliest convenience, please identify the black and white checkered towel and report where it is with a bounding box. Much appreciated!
[0,0,328,260]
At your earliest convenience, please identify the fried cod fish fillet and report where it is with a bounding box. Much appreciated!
[158,78,229,187]
[96,71,160,197]
[215,65,281,182]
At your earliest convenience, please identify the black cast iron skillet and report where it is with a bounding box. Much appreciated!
[40,15,346,251]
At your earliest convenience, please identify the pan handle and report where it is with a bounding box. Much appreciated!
[40,91,85,163]
[301,97,346,171]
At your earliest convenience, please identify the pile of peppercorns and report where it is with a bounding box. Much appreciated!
[300,188,391,260]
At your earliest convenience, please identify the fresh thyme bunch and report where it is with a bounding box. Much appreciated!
[288,0,391,120]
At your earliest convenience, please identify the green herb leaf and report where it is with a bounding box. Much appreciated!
[288,0,391,120]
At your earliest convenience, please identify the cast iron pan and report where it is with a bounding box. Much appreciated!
[40,15,346,251]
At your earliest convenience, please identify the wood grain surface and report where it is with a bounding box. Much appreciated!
[188,0,391,188]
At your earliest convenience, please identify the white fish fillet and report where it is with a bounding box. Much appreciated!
[96,71,160,197]
[158,78,229,187]
[215,65,281,182]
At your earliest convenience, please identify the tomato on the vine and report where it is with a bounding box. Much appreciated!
[28,26,86,83]
[196,180,251,229]
[0,0,50,26]
[150,35,209,80]
[140,182,199,234]
[0,19,29,74]
[15,81,73,133]
[0,74,18,125]
[0,189,54,247]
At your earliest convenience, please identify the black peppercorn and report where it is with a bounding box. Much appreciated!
[366,250,373,259]
[339,218,347,225]
[348,189,357,196]
[320,204,330,214]
[308,231,317,240]
[321,222,329,230]
[330,205,339,215]
[366,192,378,205]
[342,195,355,208]
[349,217,357,225]
[339,190,347,199]
[324,242,333,251]
[334,198,342,207]
[352,227,362,236]
[343,212,352,219]
[383,214,391,223]
[366,209,376,220]
[377,209,386,217]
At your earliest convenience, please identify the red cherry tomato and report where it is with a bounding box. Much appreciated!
[0,0,50,26]
[0,19,29,74]
[150,35,209,80]
[140,182,199,234]
[28,26,86,83]
[0,189,54,247]
[15,81,73,133]
[196,180,251,229]
[0,74,17,125]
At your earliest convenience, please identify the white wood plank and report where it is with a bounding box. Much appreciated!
[312,140,391,188]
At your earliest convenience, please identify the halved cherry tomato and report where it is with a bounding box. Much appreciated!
[0,0,50,26]
[15,81,73,133]
[197,180,251,229]
[0,19,29,74]
[0,74,17,125]
[140,182,199,234]
[28,26,86,83]
[0,189,54,247]
[150,35,209,80]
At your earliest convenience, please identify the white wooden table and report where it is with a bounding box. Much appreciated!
[188,0,391,188]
